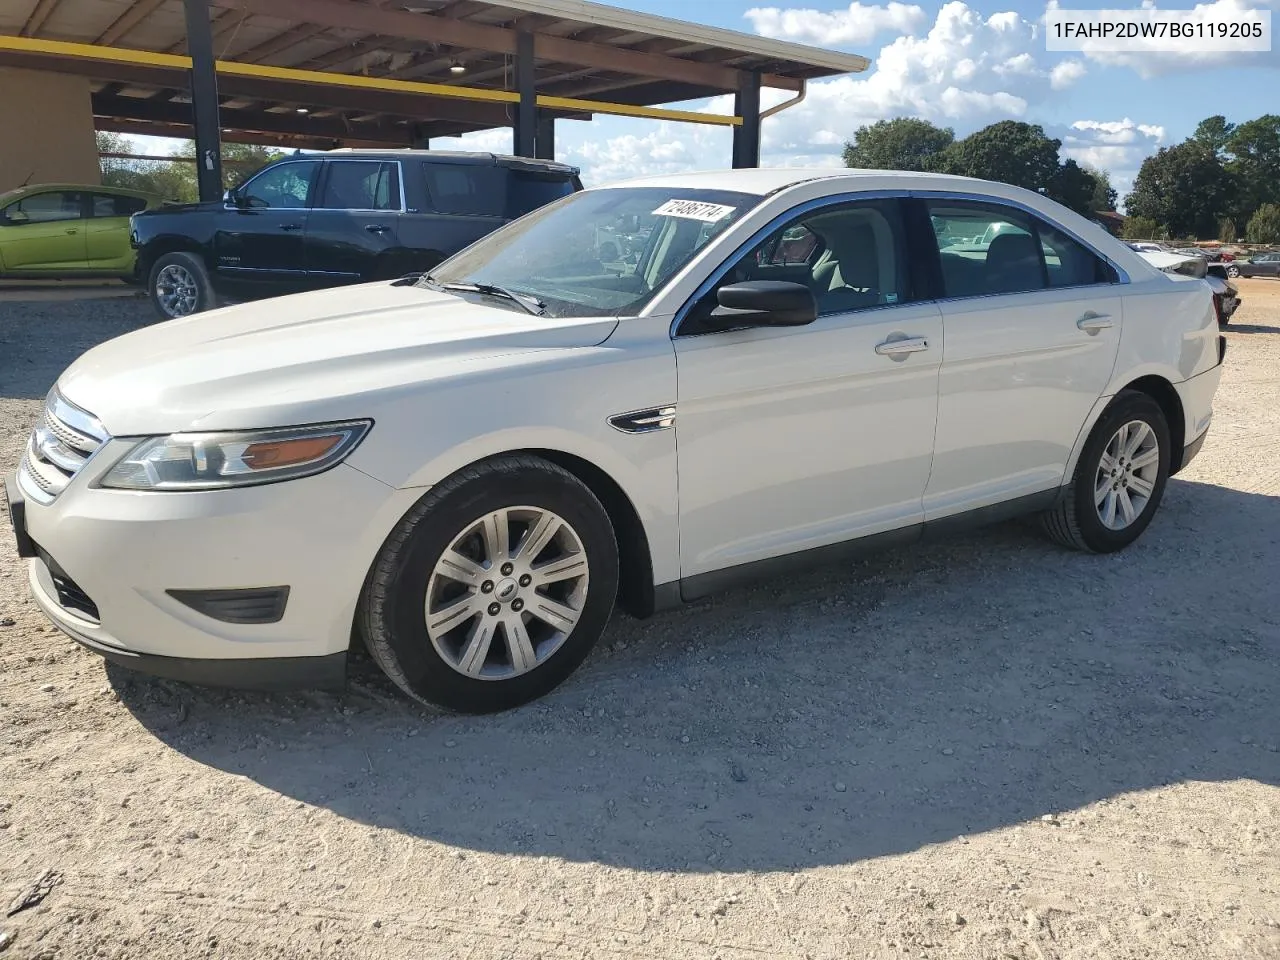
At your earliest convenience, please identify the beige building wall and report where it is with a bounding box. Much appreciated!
[0,67,100,195]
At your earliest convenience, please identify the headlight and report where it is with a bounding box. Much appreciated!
[98,420,371,491]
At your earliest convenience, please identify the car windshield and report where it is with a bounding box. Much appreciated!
[423,187,763,318]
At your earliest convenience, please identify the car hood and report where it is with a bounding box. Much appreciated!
[58,282,619,435]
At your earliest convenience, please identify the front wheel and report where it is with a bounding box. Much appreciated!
[148,251,216,320]
[1039,390,1171,553]
[359,455,619,713]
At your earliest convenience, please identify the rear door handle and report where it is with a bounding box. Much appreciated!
[364,224,390,234]
[1077,311,1113,333]
[875,336,930,357]
[280,223,303,232]
[65,227,78,234]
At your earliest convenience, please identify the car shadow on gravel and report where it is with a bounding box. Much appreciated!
[1227,323,1280,334]
[110,477,1280,873]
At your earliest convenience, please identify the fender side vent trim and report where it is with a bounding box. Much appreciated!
[608,406,676,434]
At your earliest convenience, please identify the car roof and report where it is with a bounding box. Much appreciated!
[592,167,1030,197]
[317,148,579,175]
[0,183,156,197]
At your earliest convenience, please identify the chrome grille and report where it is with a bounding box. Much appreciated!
[18,390,109,504]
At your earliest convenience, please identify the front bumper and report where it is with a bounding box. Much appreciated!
[17,456,423,687]
[29,559,347,690]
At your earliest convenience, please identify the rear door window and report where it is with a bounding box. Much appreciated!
[506,172,577,218]
[91,193,148,217]
[318,161,401,211]
[422,162,505,217]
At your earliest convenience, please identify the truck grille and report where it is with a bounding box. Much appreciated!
[18,389,110,504]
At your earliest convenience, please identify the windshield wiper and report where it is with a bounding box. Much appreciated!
[422,276,545,316]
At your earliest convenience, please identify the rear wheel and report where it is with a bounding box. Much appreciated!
[1039,390,1171,553]
[1226,265,1240,278]
[359,455,619,712]
[148,251,216,319]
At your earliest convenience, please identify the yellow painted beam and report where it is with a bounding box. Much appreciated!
[0,35,742,127]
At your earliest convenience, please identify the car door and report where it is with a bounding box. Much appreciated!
[919,196,1124,519]
[213,159,319,282]
[303,159,402,285]
[0,190,88,273]
[673,197,943,579]
[85,192,148,272]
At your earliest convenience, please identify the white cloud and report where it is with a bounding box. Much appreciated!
[744,1,926,45]
[746,1,1089,164]
[1059,118,1168,200]
[1049,59,1087,88]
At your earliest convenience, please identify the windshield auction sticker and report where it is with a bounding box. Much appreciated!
[651,200,737,222]
[1046,8,1270,51]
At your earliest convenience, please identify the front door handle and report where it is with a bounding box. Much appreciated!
[1077,311,1113,333]
[65,227,78,234]
[364,224,390,234]
[279,223,303,231]
[875,336,930,357]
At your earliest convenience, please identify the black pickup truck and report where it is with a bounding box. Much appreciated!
[130,149,582,319]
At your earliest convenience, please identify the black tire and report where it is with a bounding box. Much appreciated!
[1226,265,1240,278]
[359,454,619,713]
[1039,390,1172,553]
[148,251,216,320]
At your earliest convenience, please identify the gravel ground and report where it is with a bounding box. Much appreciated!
[1,285,1278,960]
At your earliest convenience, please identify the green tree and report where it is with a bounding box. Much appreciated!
[96,131,195,202]
[1218,218,1237,243]
[1122,214,1160,240]
[1044,159,1097,216]
[842,117,955,172]
[1081,164,1118,211]
[1193,115,1236,157]
[940,121,1063,193]
[1123,141,1235,240]
[1225,114,1280,222]
[1245,203,1280,244]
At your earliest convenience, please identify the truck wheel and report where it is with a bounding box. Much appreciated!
[149,252,216,320]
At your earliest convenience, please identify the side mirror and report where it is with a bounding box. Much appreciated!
[224,187,247,207]
[5,209,29,224]
[708,280,817,330]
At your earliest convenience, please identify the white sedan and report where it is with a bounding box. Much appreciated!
[7,169,1226,712]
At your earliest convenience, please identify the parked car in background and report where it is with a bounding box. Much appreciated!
[1137,249,1241,327]
[131,149,582,319]
[1126,241,1172,254]
[10,169,1225,712]
[0,184,161,281]
[1224,252,1280,278]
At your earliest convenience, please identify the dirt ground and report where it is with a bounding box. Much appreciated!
[1,281,1277,960]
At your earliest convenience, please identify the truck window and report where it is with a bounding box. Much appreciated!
[422,163,505,217]
[507,173,577,218]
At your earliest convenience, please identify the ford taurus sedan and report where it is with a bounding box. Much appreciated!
[6,169,1226,713]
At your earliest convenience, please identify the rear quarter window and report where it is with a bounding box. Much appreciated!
[506,173,578,219]
[422,163,505,217]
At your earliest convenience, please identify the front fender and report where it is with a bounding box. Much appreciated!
[346,317,682,584]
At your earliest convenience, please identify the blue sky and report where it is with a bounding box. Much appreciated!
[137,0,1279,202]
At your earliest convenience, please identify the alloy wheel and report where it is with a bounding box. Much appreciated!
[1094,420,1160,530]
[425,506,589,680]
[155,263,199,317]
